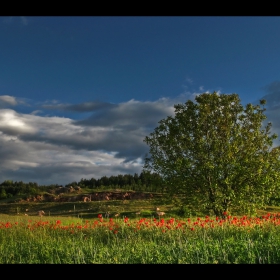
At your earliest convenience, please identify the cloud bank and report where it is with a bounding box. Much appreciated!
[0,93,196,185]
[0,89,279,186]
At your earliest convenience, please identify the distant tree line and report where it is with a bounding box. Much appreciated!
[0,171,165,200]
[65,171,164,192]
[0,180,61,200]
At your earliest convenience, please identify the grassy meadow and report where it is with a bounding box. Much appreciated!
[1,209,280,263]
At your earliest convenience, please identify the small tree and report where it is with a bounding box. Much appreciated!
[0,188,7,199]
[143,92,280,217]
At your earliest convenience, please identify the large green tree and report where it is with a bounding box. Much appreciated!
[143,92,280,217]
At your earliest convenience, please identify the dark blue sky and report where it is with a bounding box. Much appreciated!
[1,16,280,185]
[2,16,280,105]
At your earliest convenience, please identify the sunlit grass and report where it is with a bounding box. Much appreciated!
[1,212,280,263]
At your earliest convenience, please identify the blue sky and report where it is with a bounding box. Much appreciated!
[1,16,280,185]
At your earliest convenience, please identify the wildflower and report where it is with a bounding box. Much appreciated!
[5,222,11,228]
[167,218,175,225]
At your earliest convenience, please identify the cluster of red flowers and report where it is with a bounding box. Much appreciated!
[1,212,280,233]
[186,212,280,231]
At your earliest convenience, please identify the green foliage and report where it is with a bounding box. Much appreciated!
[140,210,153,217]
[174,204,192,217]
[2,214,280,263]
[0,171,164,202]
[144,92,280,217]
[0,189,7,199]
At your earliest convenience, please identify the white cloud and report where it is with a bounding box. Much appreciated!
[0,97,175,184]
[30,110,43,115]
[0,110,36,134]
[0,95,28,109]
[0,95,18,106]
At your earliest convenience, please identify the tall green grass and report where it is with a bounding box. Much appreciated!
[1,213,280,263]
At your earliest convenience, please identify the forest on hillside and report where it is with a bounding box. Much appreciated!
[0,171,164,200]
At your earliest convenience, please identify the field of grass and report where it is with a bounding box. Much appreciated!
[1,210,280,264]
[1,191,280,264]
[0,193,180,220]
